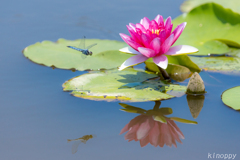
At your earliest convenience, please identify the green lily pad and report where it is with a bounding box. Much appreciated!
[180,0,240,14]
[173,3,240,55]
[23,38,131,71]
[190,56,240,75]
[63,68,187,102]
[222,86,240,110]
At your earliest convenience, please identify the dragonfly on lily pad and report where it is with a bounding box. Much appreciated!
[67,36,97,59]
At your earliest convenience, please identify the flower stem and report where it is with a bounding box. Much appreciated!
[153,101,161,110]
[158,66,170,80]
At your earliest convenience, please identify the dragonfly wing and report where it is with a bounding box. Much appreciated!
[67,46,84,52]
[72,141,82,154]
[80,139,87,144]
[81,53,87,59]
[86,43,97,50]
[78,36,86,49]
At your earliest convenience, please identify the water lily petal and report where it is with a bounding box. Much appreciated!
[161,34,174,54]
[141,33,151,48]
[140,135,150,147]
[168,120,184,139]
[146,30,152,38]
[136,118,152,140]
[152,55,168,69]
[164,16,172,37]
[149,20,158,30]
[161,123,172,147]
[172,22,187,45]
[164,16,171,27]
[166,24,173,38]
[142,17,151,30]
[159,30,166,44]
[136,23,147,33]
[129,23,136,31]
[124,124,139,141]
[150,37,161,54]
[138,47,156,58]
[128,115,148,129]
[127,25,142,44]
[136,28,142,35]
[149,122,160,147]
[120,33,142,51]
[151,33,158,40]
[165,45,198,56]
[120,123,129,134]
[119,33,132,41]
[118,54,148,70]
[119,46,141,54]
[168,122,182,144]
[154,15,164,26]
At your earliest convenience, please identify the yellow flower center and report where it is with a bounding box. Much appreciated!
[152,29,161,35]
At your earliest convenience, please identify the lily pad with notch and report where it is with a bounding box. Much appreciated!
[23,38,132,71]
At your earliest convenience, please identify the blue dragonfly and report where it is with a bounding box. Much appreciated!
[67,36,97,59]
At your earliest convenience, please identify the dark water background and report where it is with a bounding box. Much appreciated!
[1,0,240,159]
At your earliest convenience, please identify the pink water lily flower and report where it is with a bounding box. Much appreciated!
[119,15,198,70]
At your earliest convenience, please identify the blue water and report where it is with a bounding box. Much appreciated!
[1,0,240,160]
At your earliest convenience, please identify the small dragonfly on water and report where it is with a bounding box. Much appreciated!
[67,36,97,59]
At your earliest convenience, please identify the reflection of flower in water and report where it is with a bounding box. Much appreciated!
[120,115,184,147]
[119,101,197,148]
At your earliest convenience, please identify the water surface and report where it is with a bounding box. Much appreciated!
[1,0,240,160]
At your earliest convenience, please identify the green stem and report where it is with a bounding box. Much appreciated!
[158,66,170,80]
[153,101,161,110]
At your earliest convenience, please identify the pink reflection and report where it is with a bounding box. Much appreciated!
[120,115,184,147]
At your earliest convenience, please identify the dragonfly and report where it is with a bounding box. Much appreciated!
[67,36,97,59]
[67,134,96,154]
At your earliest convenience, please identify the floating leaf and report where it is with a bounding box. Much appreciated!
[190,56,240,75]
[63,68,187,102]
[222,86,240,110]
[173,3,240,55]
[180,0,240,14]
[169,117,198,124]
[23,38,131,71]
[145,55,201,74]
